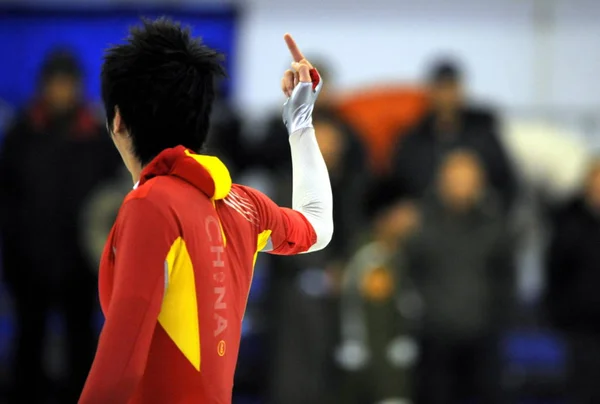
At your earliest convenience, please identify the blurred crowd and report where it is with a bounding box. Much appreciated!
[0,43,599,404]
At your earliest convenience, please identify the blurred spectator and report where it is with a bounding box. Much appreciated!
[545,159,600,403]
[0,49,119,403]
[406,150,515,404]
[337,179,419,404]
[502,120,592,303]
[81,166,131,269]
[266,108,369,404]
[204,84,251,178]
[0,97,14,143]
[390,59,518,213]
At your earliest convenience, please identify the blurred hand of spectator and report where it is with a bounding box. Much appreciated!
[376,399,412,404]
[336,339,370,371]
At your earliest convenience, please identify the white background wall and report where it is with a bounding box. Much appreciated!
[235,0,600,118]
[11,0,600,119]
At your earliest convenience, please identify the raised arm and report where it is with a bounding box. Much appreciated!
[238,35,332,256]
[281,33,333,252]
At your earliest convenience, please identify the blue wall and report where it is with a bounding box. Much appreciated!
[0,5,238,108]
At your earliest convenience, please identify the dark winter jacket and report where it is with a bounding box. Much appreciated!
[545,198,600,333]
[0,102,120,290]
[391,108,518,213]
[406,193,515,340]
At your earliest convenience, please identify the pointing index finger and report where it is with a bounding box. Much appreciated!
[284,33,305,62]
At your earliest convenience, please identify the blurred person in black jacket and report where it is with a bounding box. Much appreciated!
[545,159,600,403]
[266,110,369,404]
[391,60,517,213]
[0,49,119,404]
[406,150,514,404]
[204,84,251,178]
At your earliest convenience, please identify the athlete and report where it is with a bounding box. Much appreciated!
[78,18,333,404]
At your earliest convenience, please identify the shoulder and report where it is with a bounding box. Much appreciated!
[226,184,273,222]
[407,202,437,243]
[125,176,171,202]
[229,183,253,198]
[3,110,32,139]
[464,107,498,126]
[396,115,434,149]
[416,197,440,222]
[553,198,589,228]
[229,183,269,206]
[409,111,436,132]
[122,176,195,217]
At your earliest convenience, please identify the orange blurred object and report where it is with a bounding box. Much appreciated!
[336,85,429,174]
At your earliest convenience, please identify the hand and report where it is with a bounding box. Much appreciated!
[376,399,412,404]
[281,33,313,96]
[335,340,370,371]
[280,33,323,134]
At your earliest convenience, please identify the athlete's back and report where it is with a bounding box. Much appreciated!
[94,146,318,403]
[80,24,332,403]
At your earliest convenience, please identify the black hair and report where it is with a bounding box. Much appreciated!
[304,55,331,83]
[428,59,462,84]
[101,17,226,165]
[41,48,82,83]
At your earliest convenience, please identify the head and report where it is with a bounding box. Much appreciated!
[367,179,419,246]
[304,56,332,104]
[437,150,485,211]
[585,159,600,211]
[102,18,225,180]
[374,201,418,246]
[427,59,464,115]
[313,116,346,171]
[40,49,83,114]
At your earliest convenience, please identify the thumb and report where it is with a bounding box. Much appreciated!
[292,62,311,83]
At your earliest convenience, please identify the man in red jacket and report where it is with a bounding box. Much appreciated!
[79,18,333,404]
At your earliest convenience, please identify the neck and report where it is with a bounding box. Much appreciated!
[131,167,142,185]
[435,111,459,132]
[376,234,400,252]
[443,198,475,214]
[127,159,143,186]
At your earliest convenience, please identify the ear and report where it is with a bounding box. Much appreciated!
[112,106,125,136]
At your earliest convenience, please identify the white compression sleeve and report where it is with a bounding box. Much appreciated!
[289,127,333,252]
